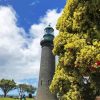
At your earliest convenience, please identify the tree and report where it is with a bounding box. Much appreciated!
[0,79,16,97]
[18,84,27,94]
[26,85,36,98]
[17,84,27,100]
[17,84,36,99]
[50,0,100,100]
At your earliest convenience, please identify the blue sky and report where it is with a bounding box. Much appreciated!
[0,0,65,31]
[0,0,66,95]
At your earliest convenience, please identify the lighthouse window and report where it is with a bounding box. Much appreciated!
[41,80,42,86]
[48,80,50,85]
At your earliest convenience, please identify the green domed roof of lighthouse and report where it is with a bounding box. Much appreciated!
[40,25,54,46]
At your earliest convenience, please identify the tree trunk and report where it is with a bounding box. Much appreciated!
[4,92,7,97]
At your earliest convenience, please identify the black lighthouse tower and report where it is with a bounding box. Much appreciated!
[36,25,57,100]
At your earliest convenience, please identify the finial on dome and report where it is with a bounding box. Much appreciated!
[48,23,51,27]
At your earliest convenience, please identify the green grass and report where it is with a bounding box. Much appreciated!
[0,98,33,100]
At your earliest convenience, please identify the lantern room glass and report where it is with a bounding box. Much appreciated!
[44,25,54,35]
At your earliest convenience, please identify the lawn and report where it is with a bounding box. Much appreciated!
[0,98,33,100]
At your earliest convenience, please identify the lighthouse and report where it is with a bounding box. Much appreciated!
[36,25,57,100]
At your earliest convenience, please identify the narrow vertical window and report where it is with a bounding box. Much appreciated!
[48,80,50,85]
[41,80,42,86]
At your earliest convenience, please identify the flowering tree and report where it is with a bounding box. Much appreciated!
[50,0,100,100]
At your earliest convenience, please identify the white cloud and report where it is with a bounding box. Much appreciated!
[30,9,62,37]
[0,6,62,83]
[29,0,40,6]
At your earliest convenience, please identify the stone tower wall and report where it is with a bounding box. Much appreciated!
[36,43,57,100]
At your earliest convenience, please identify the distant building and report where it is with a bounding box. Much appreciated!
[36,25,57,100]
